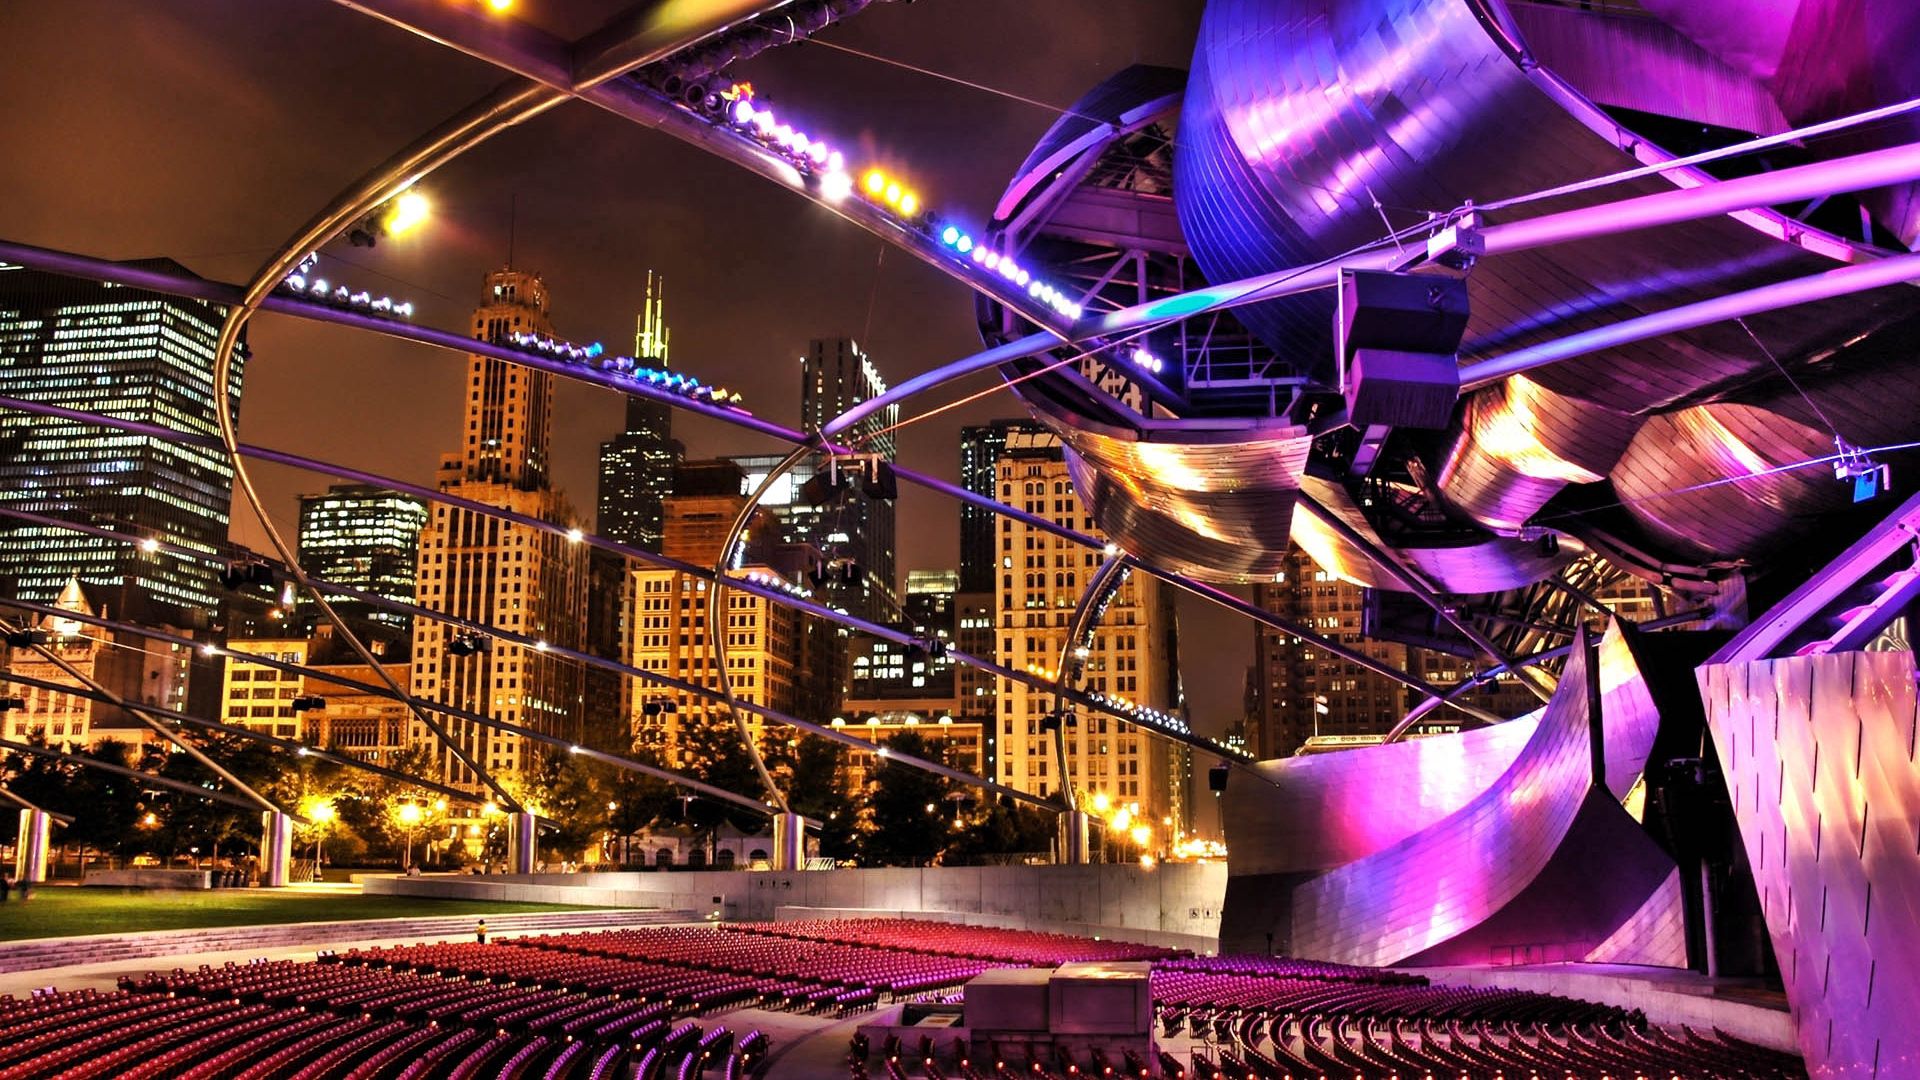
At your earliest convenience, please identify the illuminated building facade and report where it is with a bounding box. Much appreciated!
[296,484,428,636]
[219,637,310,741]
[410,268,588,792]
[596,272,680,552]
[990,430,1184,844]
[0,260,246,612]
[628,468,804,763]
[799,338,898,623]
[958,420,1048,595]
[4,577,196,749]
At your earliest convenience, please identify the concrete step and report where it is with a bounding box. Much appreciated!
[0,906,694,976]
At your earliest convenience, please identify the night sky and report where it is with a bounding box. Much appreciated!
[0,0,1248,759]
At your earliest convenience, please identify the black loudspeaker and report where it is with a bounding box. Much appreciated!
[1208,763,1230,793]
[1338,269,1466,430]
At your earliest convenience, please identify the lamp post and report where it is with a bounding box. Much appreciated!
[309,800,336,882]
[397,801,423,870]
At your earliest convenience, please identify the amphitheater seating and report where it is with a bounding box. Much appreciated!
[0,916,1808,1079]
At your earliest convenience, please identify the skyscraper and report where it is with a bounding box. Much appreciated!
[0,260,246,613]
[990,429,1186,846]
[596,273,681,552]
[958,420,1048,595]
[410,268,588,792]
[297,484,428,637]
[800,339,898,622]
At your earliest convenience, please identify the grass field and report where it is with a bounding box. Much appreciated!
[0,887,596,941]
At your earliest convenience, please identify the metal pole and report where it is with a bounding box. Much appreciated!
[14,809,49,884]
[771,811,804,871]
[261,811,292,888]
[1057,810,1091,865]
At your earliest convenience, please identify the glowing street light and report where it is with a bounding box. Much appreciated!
[383,190,431,238]
[396,801,424,870]
[308,799,336,879]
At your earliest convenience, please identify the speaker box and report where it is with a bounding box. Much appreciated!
[1338,269,1470,356]
[1345,348,1461,429]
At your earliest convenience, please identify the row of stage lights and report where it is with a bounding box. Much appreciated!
[507,331,743,407]
[737,568,814,601]
[701,87,1095,325]
[280,256,415,320]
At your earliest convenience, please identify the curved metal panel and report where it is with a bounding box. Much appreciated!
[1276,621,1675,966]
[1040,409,1314,584]
[1221,715,1540,878]
[1289,474,1577,594]
[1436,375,1642,533]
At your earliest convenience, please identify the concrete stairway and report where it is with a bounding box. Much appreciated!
[0,907,693,976]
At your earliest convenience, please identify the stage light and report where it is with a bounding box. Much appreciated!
[731,99,756,125]
[485,0,513,11]
[291,695,326,712]
[807,142,829,166]
[139,537,160,553]
[941,226,960,245]
[898,192,919,216]
[970,247,986,264]
[384,190,431,237]
[956,236,972,253]
[820,170,852,202]
[864,170,886,196]
[883,181,902,207]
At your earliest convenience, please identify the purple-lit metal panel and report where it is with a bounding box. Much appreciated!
[1699,651,1920,1078]
[1278,621,1676,967]
[1435,375,1641,534]
[1640,0,1920,247]
[1221,716,1539,878]
[1583,867,1690,968]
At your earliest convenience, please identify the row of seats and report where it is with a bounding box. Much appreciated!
[732,919,1179,965]
[0,969,771,1080]
[1153,971,1624,1024]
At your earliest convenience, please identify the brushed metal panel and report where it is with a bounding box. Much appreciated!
[1699,650,1920,1078]
[1277,620,1675,967]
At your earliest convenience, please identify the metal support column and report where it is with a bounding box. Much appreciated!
[13,809,48,884]
[260,811,293,888]
[1057,810,1091,865]
[771,812,804,871]
[507,812,538,875]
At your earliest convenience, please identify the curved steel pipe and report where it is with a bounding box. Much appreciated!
[701,445,813,812]
[207,80,573,814]
[0,615,285,817]
[0,392,1214,759]
[0,669,481,808]
[0,737,283,818]
[1045,553,1132,815]
[0,591,800,821]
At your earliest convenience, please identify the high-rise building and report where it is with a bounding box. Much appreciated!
[0,260,247,613]
[800,339,898,623]
[990,429,1186,847]
[629,463,807,764]
[596,272,681,552]
[958,420,1048,595]
[297,484,429,637]
[220,628,410,763]
[410,268,589,792]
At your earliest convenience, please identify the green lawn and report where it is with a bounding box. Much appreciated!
[0,888,599,942]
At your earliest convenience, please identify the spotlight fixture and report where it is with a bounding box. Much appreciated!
[446,632,489,657]
[0,698,24,711]
[220,560,277,591]
[1208,763,1230,794]
[1834,437,1894,503]
[291,695,326,712]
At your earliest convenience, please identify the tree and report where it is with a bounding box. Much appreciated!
[859,730,952,867]
[946,796,1056,864]
[678,714,770,832]
[787,736,856,861]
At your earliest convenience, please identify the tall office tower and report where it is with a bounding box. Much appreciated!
[628,461,806,764]
[958,420,1049,594]
[581,544,633,751]
[800,339,898,623]
[297,484,429,638]
[596,272,681,551]
[1247,545,1540,759]
[991,429,1185,848]
[410,268,589,792]
[0,260,246,613]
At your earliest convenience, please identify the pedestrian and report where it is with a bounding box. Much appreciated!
[0,875,11,901]
[475,919,488,945]
[17,879,31,902]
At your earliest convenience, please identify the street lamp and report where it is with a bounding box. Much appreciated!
[309,800,336,880]
[397,801,424,870]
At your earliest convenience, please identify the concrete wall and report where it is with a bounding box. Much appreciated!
[365,862,1229,952]
[82,868,212,889]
